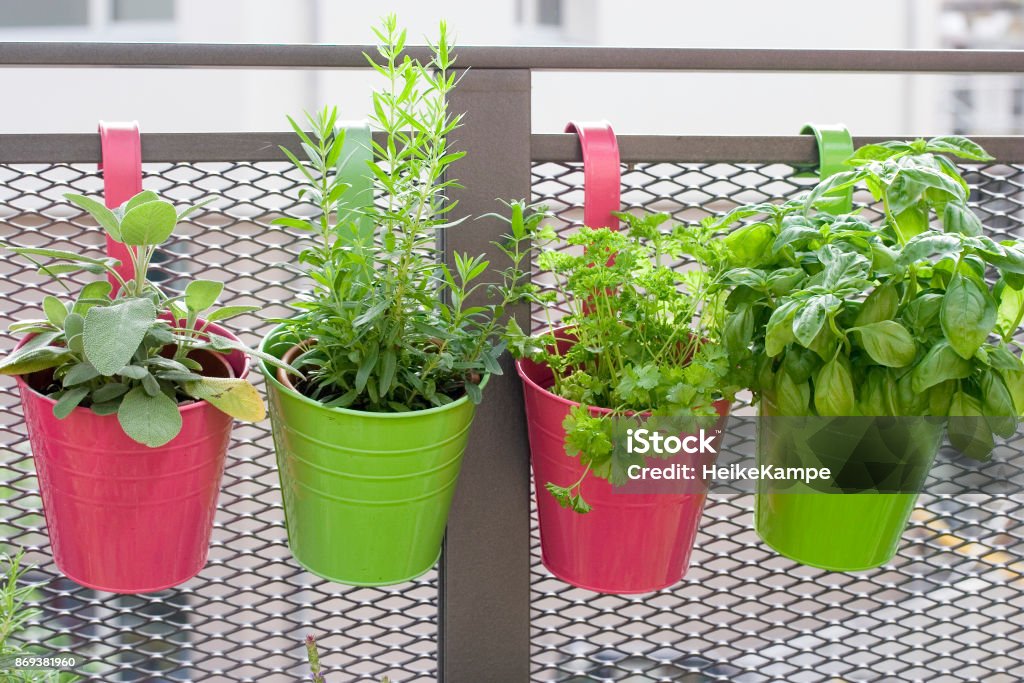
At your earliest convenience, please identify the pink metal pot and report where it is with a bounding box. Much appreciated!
[12,320,248,594]
[517,336,729,594]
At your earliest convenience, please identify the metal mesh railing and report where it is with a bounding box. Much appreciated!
[0,152,1022,683]
[528,160,1024,683]
[0,161,438,683]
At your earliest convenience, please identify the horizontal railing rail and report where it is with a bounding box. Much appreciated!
[2,43,1024,72]
[5,133,1024,164]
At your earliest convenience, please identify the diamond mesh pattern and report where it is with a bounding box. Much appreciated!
[0,162,437,683]
[529,160,1024,683]
[0,154,1022,683]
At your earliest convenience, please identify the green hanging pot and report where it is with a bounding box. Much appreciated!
[754,398,943,571]
[260,324,485,586]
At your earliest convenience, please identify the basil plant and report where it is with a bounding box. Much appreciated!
[718,136,1023,458]
[0,191,287,447]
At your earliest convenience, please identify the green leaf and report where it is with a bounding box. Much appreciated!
[940,275,995,360]
[64,312,85,354]
[765,300,799,356]
[981,370,1017,438]
[814,357,855,416]
[83,298,157,375]
[942,202,983,236]
[911,341,973,393]
[204,305,260,323]
[947,390,994,460]
[184,377,266,421]
[997,285,1024,338]
[793,295,839,348]
[899,167,967,202]
[117,365,149,380]
[73,280,113,316]
[0,345,71,376]
[270,217,315,232]
[64,193,121,242]
[899,232,962,266]
[853,321,917,368]
[42,296,67,327]
[119,200,178,246]
[141,372,161,397]
[354,344,379,393]
[124,190,160,213]
[62,361,99,386]
[926,136,994,162]
[725,222,775,266]
[52,387,90,419]
[92,382,130,403]
[117,385,183,447]
[464,379,483,404]
[90,401,121,416]
[775,370,810,415]
[184,280,224,314]
[855,283,899,326]
[7,246,112,266]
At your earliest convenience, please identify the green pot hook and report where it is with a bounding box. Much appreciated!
[799,123,854,215]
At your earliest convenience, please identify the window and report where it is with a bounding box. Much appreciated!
[112,0,174,22]
[0,0,88,27]
[537,0,563,26]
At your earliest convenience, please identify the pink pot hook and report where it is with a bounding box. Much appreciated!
[98,121,142,291]
[565,121,621,230]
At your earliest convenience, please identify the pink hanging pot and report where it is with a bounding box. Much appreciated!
[517,332,729,594]
[13,320,248,594]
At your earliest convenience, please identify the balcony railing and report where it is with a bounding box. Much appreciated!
[1,44,1022,683]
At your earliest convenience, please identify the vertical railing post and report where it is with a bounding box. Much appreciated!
[439,68,533,683]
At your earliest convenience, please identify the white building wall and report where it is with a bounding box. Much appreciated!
[0,0,965,138]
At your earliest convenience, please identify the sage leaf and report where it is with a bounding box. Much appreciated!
[184,280,224,314]
[184,377,266,422]
[64,193,122,242]
[64,313,85,354]
[62,361,100,386]
[119,200,178,246]
[42,296,67,327]
[204,305,260,323]
[940,275,995,360]
[853,321,917,368]
[141,372,161,397]
[117,385,182,447]
[0,345,71,376]
[72,281,112,316]
[92,382,130,403]
[124,190,160,213]
[53,387,90,419]
[83,298,157,375]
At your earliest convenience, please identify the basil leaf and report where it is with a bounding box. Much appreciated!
[940,275,995,360]
[814,357,855,416]
[853,321,917,368]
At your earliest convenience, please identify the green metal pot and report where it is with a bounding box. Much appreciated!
[261,325,484,586]
[755,398,943,571]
